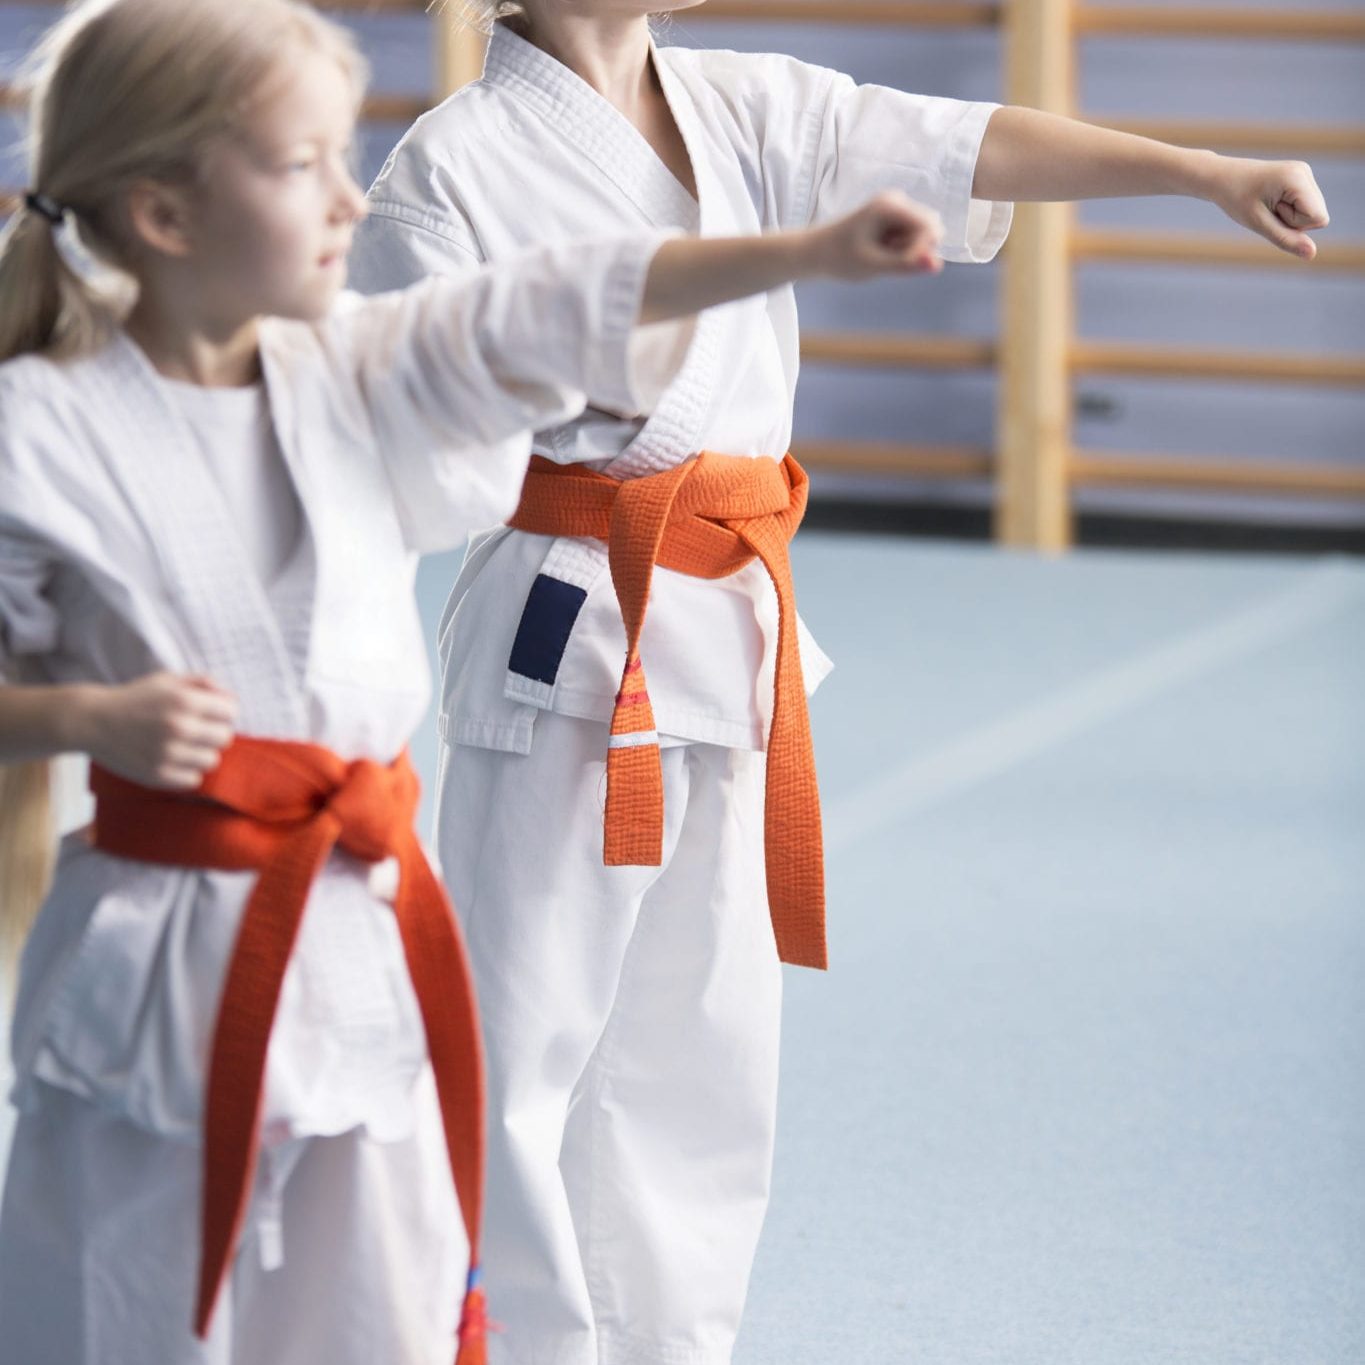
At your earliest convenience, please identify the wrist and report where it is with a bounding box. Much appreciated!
[785,222,832,283]
[1170,146,1225,201]
[59,683,110,756]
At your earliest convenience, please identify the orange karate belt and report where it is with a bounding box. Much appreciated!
[89,738,492,1365]
[508,451,828,971]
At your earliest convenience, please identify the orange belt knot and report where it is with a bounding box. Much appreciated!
[508,451,827,970]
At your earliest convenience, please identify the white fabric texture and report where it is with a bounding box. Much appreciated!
[0,1072,464,1365]
[350,23,1013,754]
[158,378,303,589]
[434,713,782,1365]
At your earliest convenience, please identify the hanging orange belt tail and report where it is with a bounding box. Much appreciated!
[89,739,492,1365]
[508,451,828,971]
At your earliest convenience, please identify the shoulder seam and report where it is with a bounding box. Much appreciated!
[362,202,482,259]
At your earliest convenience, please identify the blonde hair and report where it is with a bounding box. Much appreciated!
[0,0,367,972]
[0,762,54,992]
[443,1,525,34]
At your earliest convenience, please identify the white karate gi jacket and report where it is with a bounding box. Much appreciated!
[0,236,668,1142]
[351,24,1014,755]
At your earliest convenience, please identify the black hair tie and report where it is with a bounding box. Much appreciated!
[23,190,66,226]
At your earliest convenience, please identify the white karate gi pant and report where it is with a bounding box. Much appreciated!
[435,712,783,1365]
[0,1070,466,1364]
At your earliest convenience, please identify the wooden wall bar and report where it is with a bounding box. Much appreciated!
[1,1,1361,534]
[996,0,1077,550]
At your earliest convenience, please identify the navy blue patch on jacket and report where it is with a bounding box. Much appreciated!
[508,574,589,685]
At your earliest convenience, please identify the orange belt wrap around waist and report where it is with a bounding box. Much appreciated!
[508,452,827,971]
[90,739,491,1364]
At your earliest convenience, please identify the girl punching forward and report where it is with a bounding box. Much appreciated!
[0,1,946,1361]
[350,4,1330,1365]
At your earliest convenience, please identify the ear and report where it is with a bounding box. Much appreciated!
[125,179,197,259]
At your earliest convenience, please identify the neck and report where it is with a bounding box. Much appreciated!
[124,282,261,388]
[513,10,655,113]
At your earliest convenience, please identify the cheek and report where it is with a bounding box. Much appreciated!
[234,216,318,294]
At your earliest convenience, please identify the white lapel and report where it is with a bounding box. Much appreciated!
[484,25,700,231]
[605,47,730,477]
[77,333,309,736]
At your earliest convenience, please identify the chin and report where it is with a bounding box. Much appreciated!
[302,276,348,319]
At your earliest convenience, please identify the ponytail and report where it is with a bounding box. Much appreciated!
[0,195,106,985]
[0,762,54,990]
[0,198,118,365]
[0,205,73,977]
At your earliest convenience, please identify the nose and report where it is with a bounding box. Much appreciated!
[330,162,368,225]
[338,177,365,225]
[343,172,369,224]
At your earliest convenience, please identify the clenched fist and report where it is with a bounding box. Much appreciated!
[814,190,946,280]
[78,671,238,789]
[1208,157,1329,260]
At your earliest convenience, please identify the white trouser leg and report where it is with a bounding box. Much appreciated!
[0,1072,465,1365]
[565,739,781,1365]
[435,715,782,1365]
[0,1082,226,1365]
[234,1067,466,1364]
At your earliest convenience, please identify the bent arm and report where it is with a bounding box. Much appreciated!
[637,231,812,326]
[0,683,99,764]
[640,196,946,325]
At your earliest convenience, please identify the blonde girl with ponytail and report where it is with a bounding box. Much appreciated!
[0,1,949,1359]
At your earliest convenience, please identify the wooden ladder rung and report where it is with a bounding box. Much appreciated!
[1072,229,1365,275]
[801,332,997,371]
[362,94,432,124]
[1089,117,1365,158]
[697,2,1001,28]
[794,440,995,479]
[1070,450,1365,500]
[1072,342,1365,388]
[1076,7,1365,43]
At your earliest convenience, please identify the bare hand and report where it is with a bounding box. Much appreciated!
[82,672,238,789]
[1208,157,1329,260]
[815,191,946,280]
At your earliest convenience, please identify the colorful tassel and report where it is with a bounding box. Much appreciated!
[455,1265,495,1365]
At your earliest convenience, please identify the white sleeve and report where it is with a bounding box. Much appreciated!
[0,521,60,683]
[349,204,483,295]
[330,234,676,552]
[354,149,696,418]
[807,69,1013,264]
[699,49,1011,263]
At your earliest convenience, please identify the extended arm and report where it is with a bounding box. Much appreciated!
[972,105,1330,259]
[638,191,944,324]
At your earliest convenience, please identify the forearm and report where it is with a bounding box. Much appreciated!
[638,231,814,326]
[0,683,99,763]
[972,104,1220,203]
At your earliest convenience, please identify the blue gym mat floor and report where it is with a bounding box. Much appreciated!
[4,532,1362,1363]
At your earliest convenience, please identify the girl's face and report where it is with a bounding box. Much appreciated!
[182,46,367,326]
